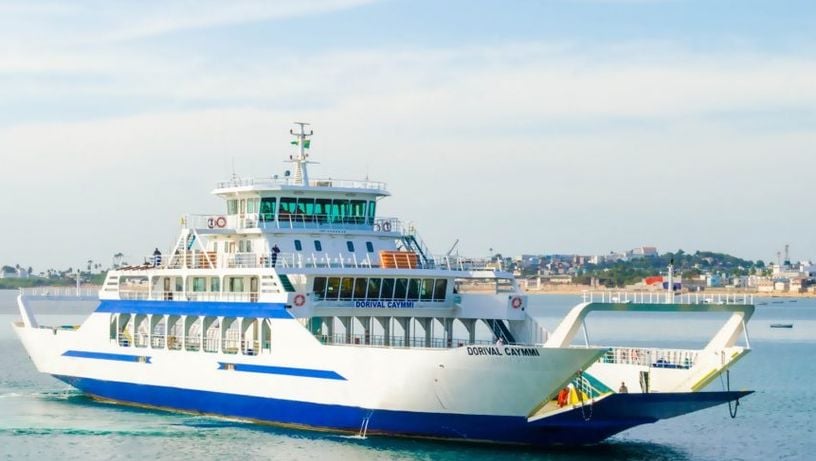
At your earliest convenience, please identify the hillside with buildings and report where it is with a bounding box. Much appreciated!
[508,246,815,294]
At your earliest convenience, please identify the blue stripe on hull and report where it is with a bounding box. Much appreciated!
[63,350,151,363]
[217,362,346,381]
[51,376,749,446]
[95,300,292,319]
[53,375,617,445]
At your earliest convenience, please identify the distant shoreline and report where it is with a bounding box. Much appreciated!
[524,285,816,298]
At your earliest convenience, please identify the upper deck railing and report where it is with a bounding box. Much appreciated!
[184,214,403,233]
[214,176,387,192]
[581,290,754,305]
[119,251,503,273]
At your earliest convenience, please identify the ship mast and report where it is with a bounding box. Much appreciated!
[288,122,314,186]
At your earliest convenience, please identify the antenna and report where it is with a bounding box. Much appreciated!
[287,122,317,186]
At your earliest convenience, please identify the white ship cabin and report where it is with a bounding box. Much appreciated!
[102,124,546,353]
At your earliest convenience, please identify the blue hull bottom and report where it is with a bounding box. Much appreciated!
[53,375,750,446]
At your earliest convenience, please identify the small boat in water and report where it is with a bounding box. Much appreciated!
[770,323,793,328]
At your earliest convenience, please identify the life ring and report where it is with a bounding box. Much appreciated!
[382,221,392,232]
[215,216,227,228]
[511,296,523,309]
[373,223,381,232]
[293,294,306,307]
[207,217,215,229]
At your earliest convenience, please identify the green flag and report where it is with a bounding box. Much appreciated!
[290,140,311,148]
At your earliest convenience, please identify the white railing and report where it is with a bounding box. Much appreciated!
[21,287,99,298]
[214,176,387,192]
[184,213,402,233]
[581,291,754,305]
[118,290,260,302]
[598,346,699,369]
[317,333,499,349]
[111,251,506,273]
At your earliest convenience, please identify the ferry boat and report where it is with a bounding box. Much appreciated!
[13,123,751,446]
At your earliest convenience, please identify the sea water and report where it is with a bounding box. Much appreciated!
[1,290,814,460]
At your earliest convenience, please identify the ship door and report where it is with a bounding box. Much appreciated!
[250,277,258,303]
[163,278,172,300]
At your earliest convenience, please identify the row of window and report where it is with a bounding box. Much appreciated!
[312,277,448,302]
[293,239,375,253]
[227,197,377,225]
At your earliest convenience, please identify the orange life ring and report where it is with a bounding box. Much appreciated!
[511,297,523,309]
[215,216,227,228]
[294,294,306,307]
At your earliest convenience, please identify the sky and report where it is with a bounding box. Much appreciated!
[1,0,815,272]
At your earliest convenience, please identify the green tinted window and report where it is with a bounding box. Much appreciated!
[394,278,408,299]
[351,200,366,224]
[381,278,395,298]
[367,201,376,224]
[260,198,276,221]
[420,279,434,300]
[339,278,354,300]
[407,279,420,300]
[433,279,447,301]
[210,277,220,293]
[367,278,381,298]
[227,200,238,215]
[313,277,326,300]
[192,277,206,292]
[315,199,331,223]
[353,278,367,299]
[326,278,340,300]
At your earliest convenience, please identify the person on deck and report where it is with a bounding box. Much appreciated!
[619,381,629,393]
[271,244,280,267]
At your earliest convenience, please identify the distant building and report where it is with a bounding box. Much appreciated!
[629,246,658,259]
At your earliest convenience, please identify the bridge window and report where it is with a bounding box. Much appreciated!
[314,199,329,223]
[312,277,326,300]
[381,278,395,298]
[420,279,434,301]
[314,240,322,251]
[407,279,421,300]
[366,241,374,253]
[326,277,340,300]
[297,198,315,222]
[353,278,367,299]
[346,241,355,252]
[366,278,381,298]
[260,198,276,222]
[339,277,354,300]
[227,200,238,215]
[433,279,447,301]
[294,240,302,251]
[394,278,408,300]
[367,201,376,224]
[351,200,366,224]
[279,197,297,220]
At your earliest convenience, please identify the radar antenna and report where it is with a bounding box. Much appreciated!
[288,122,316,186]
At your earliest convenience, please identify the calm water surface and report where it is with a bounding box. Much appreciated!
[1,290,814,460]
